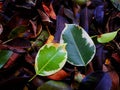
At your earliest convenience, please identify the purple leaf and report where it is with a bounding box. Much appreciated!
[79,71,112,90]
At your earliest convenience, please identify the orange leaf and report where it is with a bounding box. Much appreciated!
[42,2,56,20]
[47,70,70,80]
[46,35,54,44]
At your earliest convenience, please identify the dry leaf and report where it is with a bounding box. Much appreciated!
[47,70,70,80]
[42,2,56,20]
[37,9,51,22]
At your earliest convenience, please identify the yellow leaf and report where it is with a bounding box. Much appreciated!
[46,35,54,44]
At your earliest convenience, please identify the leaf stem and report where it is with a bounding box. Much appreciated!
[28,74,37,82]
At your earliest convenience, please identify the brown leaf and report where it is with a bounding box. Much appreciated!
[37,9,51,23]
[25,54,35,66]
[112,53,120,63]
[29,20,37,37]
[29,20,42,38]
[47,70,70,80]
[42,2,56,20]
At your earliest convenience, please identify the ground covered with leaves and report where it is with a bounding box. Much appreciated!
[0,0,120,90]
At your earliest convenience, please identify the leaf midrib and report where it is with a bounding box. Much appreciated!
[69,28,85,65]
[36,47,60,75]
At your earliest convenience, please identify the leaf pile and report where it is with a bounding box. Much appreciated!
[0,0,120,90]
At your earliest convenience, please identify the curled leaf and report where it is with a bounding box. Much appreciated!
[37,9,51,23]
[42,2,56,20]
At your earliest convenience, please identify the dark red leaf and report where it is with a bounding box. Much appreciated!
[3,52,20,68]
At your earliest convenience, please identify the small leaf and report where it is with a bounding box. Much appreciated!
[37,80,72,90]
[60,24,96,66]
[37,9,51,23]
[46,35,54,44]
[0,50,13,68]
[35,43,67,76]
[8,26,27,39]
[97,30,118,43]
[47,70,70,80]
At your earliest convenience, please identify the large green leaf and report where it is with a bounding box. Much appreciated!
[110,0,120,11]
[0,50,13,68]
[37,80,72,90]
[60,24,96,66]
[97,30,118,43]
[35,43,67,76]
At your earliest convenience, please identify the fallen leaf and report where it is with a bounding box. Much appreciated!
[47,70,70,80]
[3,52,20,68]
[42,2,56,20]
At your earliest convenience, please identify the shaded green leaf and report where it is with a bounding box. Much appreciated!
[110,0,120,11]
[32,30,49,47]
[0,50,13,68]
[8,25,27,39]
[60,24,96,66]
[35,43,67,76]
[37,80,72,90]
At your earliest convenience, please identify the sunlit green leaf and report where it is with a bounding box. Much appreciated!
[0,50,13,68]
[35,43,67,76]
[97,30,118,43]
[60,24,96,66]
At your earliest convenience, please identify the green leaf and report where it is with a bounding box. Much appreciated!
[110,0,120,11]
[37,80,72,90]
[60,24,96,66]
[0,50,13,68]
[97,30,118,43]
[8,25,27,39]
[35,43,67,76]
[32,30,49,47]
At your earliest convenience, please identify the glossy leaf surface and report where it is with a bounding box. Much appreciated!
[60,24,96,66]
[0,50,13,68]
[35,43,67,76]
